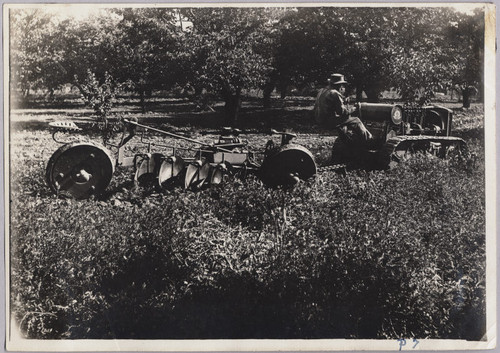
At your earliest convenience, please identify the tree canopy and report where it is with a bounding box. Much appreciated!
[180,8,276,122]
[273,7,484,102]
[9,6,485,116]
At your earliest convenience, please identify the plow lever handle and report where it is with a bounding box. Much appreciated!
[123,118,233,153]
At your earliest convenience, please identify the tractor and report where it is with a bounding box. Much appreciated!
[44,101,466,199]
[331,102,466,168]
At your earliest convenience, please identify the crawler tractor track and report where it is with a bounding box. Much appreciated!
[380,135,467,168]
[317,164,347,173]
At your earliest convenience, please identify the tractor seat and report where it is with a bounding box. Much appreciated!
[49,121,82,132]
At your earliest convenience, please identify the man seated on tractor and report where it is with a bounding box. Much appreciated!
[313,73,373,164]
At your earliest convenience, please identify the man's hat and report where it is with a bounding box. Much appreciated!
[329,73,348,85]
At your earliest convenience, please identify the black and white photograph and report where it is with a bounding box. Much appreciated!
[5,3,496,351]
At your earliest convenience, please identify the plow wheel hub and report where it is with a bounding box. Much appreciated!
[46,142,115,199]
[259,145,317,187]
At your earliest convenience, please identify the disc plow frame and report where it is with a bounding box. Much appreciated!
[45,119,318,199]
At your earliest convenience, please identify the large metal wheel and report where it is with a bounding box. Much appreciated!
[46,142,115,199]
[259,144,317,187]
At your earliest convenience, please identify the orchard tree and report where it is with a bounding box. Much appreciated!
[39,12,121,98]
[273,7,397,102]
[57,9,182,112]
[110,8,182,112]
[10,5,484,111]
[273,7,400,102]
[62,11,122,84]
[181,8,275,123]
[272,8,345,100]
[374,7,484,105]
[339,8,416,101]
[9,9,124,99]
[381,8,460,101]
[271,6,484,104]
[9,9,56,97]
[444,9,484,107]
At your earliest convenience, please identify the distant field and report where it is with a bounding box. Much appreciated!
[8,100,486,339]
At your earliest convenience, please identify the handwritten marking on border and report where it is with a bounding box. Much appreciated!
[397,338,419,350]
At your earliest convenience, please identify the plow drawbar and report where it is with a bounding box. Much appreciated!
[46,119,318,199]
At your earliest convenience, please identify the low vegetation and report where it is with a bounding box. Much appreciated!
[9,101,486,339]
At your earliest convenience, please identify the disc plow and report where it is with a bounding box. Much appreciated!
[46,119,318,199]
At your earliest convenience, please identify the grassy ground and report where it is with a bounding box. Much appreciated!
[9,98,486,339]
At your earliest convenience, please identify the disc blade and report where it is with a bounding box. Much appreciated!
[158,156,185,188]
[184,161,201,189]
[198,162,210,183]
[210,165,225,185]
[185,159,210,190]
[134,153,164,187]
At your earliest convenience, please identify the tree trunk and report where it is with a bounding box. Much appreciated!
[48,88,55,101]
[263,83,275,108]
[224,89,241,125]
[74,83,87,100]
[462,88,471,109]
[278,80,288,99]
[194,86,203,97]
[365,87,380,103]
[478,84,484,103]
[356,85,364,101]
[140,89,146,113]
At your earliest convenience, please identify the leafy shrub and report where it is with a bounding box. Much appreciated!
[75,70,117,120]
